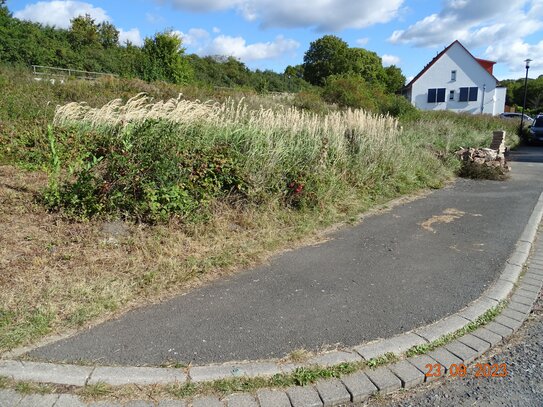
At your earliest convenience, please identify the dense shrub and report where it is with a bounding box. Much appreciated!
[45,121,247,222]
[322,74,379,111]
[43,95,451,222]
[379,94,421,120]
[291,90,330,113]
[458,161,509,181]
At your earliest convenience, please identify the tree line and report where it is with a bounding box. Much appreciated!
[0,6,306,91]
[500,77,543,115]
[0,3,410,98]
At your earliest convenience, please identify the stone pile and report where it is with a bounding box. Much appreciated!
[455,130,510,172]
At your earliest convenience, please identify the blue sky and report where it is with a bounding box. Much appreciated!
[7,0,543,80]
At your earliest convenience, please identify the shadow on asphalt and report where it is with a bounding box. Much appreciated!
[509,145,543,163]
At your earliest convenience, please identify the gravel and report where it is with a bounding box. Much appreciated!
[376,290,543,407]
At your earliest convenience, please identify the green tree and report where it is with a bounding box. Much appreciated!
[69,14,99,48]
[383,65,406,93]
[284,64,304,78]
[98,21,119,48]
[303,35,350,86]
[502,76,543,112]
[140,31,193,84]
[347,47,386,86]
[302,35,393,90]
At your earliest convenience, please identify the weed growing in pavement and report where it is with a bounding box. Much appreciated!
[285,348,312,363]
[14,381,54,395]
[167,382,197,398]
[405,301,507,357]
[160,361,189,369]
[366,352,399,369]
[80,382,113,398]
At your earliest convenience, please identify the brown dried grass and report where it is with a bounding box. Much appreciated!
[1,165,366,353]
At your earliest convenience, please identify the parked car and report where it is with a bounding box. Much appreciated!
[528,117,543,143]
[499,112,534,125]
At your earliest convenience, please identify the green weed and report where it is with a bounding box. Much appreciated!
[405,301,507,357]
[80,382,113,397]
[366,352,399,369]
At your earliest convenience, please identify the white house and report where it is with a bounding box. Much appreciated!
[403,40,506,116]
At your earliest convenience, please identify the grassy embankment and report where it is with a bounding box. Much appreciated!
[0,64,520,355]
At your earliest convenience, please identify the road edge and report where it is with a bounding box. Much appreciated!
[1,192,543,407]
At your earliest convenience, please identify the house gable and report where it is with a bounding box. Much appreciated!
[405,40,498,90]
[405,40,505,115]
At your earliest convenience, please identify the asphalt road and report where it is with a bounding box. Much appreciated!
[29,147,543,366]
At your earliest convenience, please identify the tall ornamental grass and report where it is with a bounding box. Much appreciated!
[48,94,449,221]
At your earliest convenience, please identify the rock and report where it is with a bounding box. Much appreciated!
[455,131,511,174]
[102,221,130,238]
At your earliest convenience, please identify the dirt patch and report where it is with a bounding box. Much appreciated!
[421,208,466,233]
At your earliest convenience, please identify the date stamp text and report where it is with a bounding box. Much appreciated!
[425,363,509,378]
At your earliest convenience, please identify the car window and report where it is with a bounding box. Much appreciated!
[534,119,543,127]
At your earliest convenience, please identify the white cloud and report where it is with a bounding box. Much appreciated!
[14,1,145,48]
[119,28,143,46]
[14,0,110,28]
[165,0,404,31]
[389,0,542,48]
[382,54,400,67]
[485,39,543,76]
[356,37,369,46]
[212,27,221,33]
[389,0,543,76]
[174,27,299,62]
[178,28,210,46]
[203,35,299,61]
[146,13,165,24]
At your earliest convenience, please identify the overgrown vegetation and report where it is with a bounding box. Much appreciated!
[44,94,446,222]
[457,161,509,181]
[0,61,520,351]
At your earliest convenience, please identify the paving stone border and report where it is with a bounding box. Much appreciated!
[1,193,543,407]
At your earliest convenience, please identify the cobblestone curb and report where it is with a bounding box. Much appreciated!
[1,193,543,406]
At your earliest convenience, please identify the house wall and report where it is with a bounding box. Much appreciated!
[493,87,507,116]
[410,42,504,115]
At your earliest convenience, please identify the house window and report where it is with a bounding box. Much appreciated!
[459,87,478,102]
[437,88,446,102]
[427,88,446,103]
[451,70,457,81]
[449,90,455,100]
[427,89,436,103]
[468,87,478,101]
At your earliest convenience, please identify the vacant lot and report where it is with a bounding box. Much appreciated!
[0,66,519,354]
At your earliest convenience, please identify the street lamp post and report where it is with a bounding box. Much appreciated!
[519,58,532,137]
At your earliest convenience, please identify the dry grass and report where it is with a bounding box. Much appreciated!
[53,93,218,128]
[1,96,449,353]
[0,161,432,354]
[0,164,376,353]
